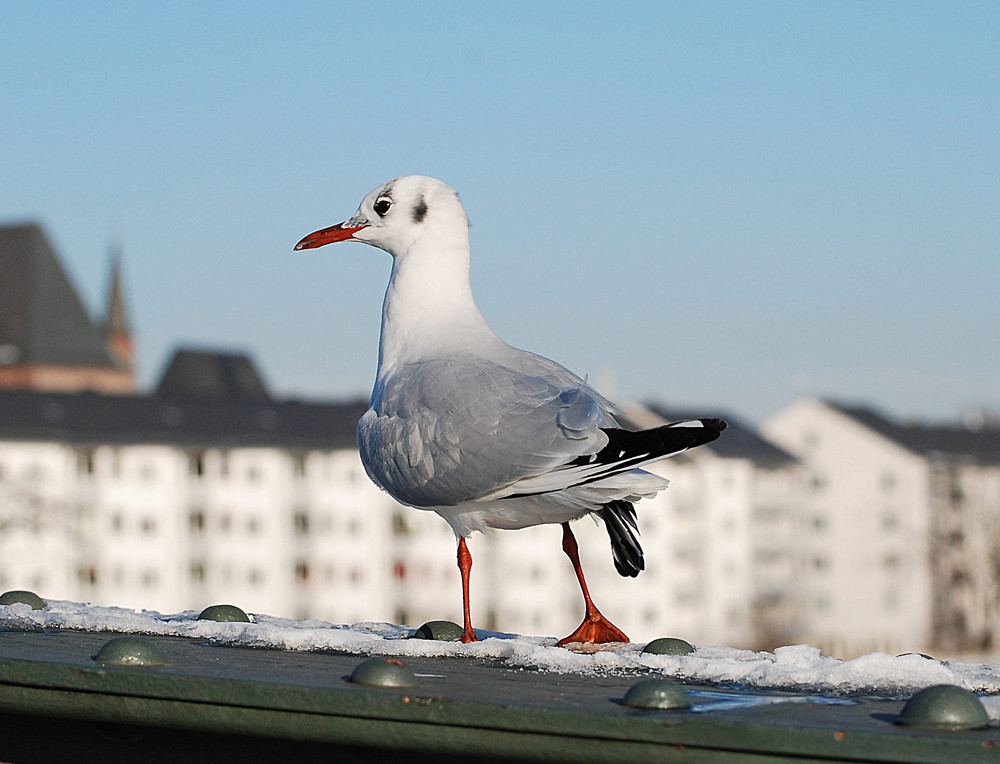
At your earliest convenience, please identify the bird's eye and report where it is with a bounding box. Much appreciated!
[374,197,392,217]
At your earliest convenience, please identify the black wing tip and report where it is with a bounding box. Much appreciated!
[696,417,728,442]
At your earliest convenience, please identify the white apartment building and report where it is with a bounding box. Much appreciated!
[0,348,807,648]
[764,396,1000,658]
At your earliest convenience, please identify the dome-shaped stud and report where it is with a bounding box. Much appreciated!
[349,657,419,688]
[641,637,694,656]
[0,590,46,610]
[622,678,692,710]
[413,620,464,641]
[94,637,166,667]
[896,684,989,731]
[197,604,251,623]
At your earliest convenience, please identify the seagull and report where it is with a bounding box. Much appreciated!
[295,176,726,645]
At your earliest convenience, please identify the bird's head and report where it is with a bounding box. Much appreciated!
[294,175,470,258]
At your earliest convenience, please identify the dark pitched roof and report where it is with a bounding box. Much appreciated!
[645,403,796,468]
[0,347,366,450]
[828,401,1000,465]
[0,223,117,368]
[0,388,368,450]
[155,349,271,403]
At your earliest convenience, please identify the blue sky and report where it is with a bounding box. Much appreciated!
[2,1,997,423]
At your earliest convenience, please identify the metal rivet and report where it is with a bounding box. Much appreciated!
[413,620,464,641]
[0,590,46,610]
[349,657,419,688]
[896,684,989,730]
[641,637,694,655]
[94,637,166,667]
[197,604,251,623]
[622,678,692,710]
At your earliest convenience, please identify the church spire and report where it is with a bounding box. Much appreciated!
[103,244,135,378]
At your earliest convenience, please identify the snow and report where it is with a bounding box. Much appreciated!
[3,599,1000,714]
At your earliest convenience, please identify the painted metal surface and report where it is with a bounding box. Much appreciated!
[0,630,996,762]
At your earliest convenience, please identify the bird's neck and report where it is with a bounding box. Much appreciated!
[376,239,503,377]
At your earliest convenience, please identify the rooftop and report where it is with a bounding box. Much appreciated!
[0,223,117,369]
[829,401,1000,465]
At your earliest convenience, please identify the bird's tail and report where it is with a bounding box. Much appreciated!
[599,500,644,577]
[594,418,727,578]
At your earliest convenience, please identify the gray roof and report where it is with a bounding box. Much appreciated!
[0,347,367,450]
[154,348,271,403]
[645,403,796,468]
[0,223,116,368]
[0,387,368,451]
[829,401,1000,465]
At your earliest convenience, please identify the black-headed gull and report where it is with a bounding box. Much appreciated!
[296,176,726,645]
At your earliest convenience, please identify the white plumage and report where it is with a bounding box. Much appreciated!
[296,175,725,644]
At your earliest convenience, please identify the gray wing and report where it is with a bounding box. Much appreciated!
[357,354,616,508]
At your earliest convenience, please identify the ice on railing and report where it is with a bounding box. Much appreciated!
[3,599,1000,713]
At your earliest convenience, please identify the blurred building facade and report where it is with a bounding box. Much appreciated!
[1,222,999,656]
[764,398,1000,657]
[0,354,801,647]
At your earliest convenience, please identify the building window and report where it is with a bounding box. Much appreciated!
[293,511,309,535]
[189,511,206,533]
[393,560,406,580]
[77,450,95,475]
[78,566,98,586]
[391,511,411,537]
[141,517,157,534]
[189,453,205,477]
[295,561,310,583]
[190,562,206,583]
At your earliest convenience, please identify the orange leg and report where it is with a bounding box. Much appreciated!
[457,536,479,643]
[557,522,629,646]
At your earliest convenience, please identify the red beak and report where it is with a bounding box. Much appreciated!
[294,223,367,251]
